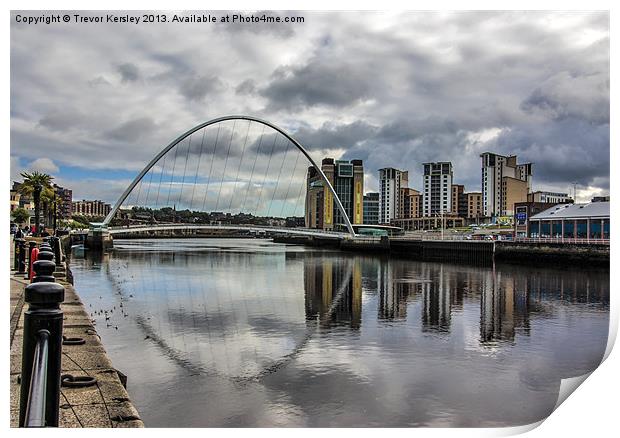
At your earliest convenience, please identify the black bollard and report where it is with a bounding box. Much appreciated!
[50,237,62,268]
[18,281,64,427]
[24,242,37,280]
[17,240,27,274]
[37,251,54,262]
[14,239,21,271]
[31,260,57,283]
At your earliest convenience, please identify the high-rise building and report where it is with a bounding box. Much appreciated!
[501,177,528,216]
[363,192,380,225]
[480,152,532,218]
[379,168,408,224]
[399,187,422,219]
[422,162,453,217]
[466,192,483,222]
[305,158,364,230]
[450,184,469,218]
[53,184,73,219]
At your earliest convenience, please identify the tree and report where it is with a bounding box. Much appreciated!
[19,171,54,236]
[40,186,56,228]
[11,207,30,225]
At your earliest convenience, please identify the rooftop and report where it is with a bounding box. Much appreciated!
[530,202,610,220]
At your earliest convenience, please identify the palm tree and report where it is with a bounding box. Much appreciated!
[19,171,54,236]
[40,186,56,228]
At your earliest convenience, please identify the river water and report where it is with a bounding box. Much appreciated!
[69,238,609,427]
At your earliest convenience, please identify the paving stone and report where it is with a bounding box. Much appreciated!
[61,381,105,406]
[70,404,112,427]
[113,419,145,428]
[10,376,21,410]
[90,369,132,401]
[61,348,114,371]
[11,353,22,375]
[10,409,19,428]
[59,405,83,428]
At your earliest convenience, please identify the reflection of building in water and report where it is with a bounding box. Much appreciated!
[421,265,451,333]
[303,256,362,328]
[377,261,421,320]
[480,271,531,344]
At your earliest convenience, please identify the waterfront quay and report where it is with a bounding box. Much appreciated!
[9,240,143,428]
[274,234,610,266]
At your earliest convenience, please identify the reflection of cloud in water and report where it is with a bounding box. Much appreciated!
[74,239,609,427]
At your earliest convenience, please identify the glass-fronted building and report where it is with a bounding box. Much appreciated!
[363,192,379,225]
[527,202,609,240]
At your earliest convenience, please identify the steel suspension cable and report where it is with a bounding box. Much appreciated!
[254,134,279,217]
[228,120,251,213]
[177,135,192,212]
[215,120,237,213]
[268,139,291,217]
[189,128,207,211]
[143,166,155,209]
[202,124,221,213]
[154,153,168,210]
[166,136,181,208]
[293,170,307,218]
[280,149,301,218]
[241,124,266,214]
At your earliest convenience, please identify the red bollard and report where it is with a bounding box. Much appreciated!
[29,248,39,282]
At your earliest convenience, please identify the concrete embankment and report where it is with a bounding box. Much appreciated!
[9,239,144,428]
[273,235,609,266]
[494,241,610,266]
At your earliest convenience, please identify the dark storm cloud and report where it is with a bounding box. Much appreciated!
[490,118,610,188]
[107,117,157,142]
[10,11,610,203]
[235,79,257,95]
[178,74,224,101]
[520,71,609,124]
[117,62,141,82]
[260,57,373,110]
[38,111,86,132]
[293,121,379,151]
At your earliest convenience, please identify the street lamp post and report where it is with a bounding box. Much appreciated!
[33,183,42,237]
[52,193,58,236]
[441,208,444,241]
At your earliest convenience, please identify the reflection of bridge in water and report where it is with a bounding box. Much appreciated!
[84,243,609,384]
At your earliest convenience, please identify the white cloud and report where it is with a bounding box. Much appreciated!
[9,11,609,203]
[28,157,59,174]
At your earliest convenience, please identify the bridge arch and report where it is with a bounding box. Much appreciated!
[103,115,355,237]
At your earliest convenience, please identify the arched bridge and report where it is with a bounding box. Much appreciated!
[90,115,357,247]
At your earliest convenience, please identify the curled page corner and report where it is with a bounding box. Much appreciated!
[554,371,594,411]
[491,371,596,437]
[603,308,618,362]
[492,419,545,437]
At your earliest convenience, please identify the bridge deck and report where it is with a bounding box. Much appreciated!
[106,224,348,239]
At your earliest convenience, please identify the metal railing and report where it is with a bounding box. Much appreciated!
[513,237,610,245]
[24,330,51,427]
[18,239,65,427]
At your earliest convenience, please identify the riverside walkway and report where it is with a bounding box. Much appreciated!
[9,242,144,427]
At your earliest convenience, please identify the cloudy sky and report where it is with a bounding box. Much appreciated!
[10,10,609,207]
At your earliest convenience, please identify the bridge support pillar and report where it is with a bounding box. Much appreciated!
[85,229,113,251]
